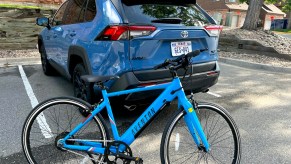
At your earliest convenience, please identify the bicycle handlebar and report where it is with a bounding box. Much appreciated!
[154,49,207,70]
[172,50,200,62]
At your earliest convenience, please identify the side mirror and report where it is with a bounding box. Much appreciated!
[36,17,51,29]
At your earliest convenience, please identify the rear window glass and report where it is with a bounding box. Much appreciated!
[121,3,211,26]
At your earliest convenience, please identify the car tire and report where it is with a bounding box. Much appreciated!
[73,63,95,104]
[40,45,56,76]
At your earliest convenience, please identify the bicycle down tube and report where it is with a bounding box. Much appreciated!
[61,77,210,154]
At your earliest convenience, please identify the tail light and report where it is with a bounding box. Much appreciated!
[204,25,223,36]
[97,25,156,40]
[207,71,219,76]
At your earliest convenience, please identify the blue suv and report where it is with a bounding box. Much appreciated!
[36,0,221,109]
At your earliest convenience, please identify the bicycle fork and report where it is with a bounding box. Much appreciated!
[177,90,210,152]
[184,109,210,152]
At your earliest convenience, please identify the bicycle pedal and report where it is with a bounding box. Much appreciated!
[134,157,143,164]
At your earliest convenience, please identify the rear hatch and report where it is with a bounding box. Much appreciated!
[108,0,221,81]
[120,1,221,74]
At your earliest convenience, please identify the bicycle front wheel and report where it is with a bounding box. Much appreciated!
[22,97,109,164]
[160,102,241,164]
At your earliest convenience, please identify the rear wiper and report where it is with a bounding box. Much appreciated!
[151,18,182,24]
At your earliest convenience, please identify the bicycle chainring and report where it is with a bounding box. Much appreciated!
[104,141,133,164]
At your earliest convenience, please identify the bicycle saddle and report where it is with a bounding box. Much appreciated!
[81,75,119,83]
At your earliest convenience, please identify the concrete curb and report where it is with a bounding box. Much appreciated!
[219,57,291,74]
[0,57,41,67]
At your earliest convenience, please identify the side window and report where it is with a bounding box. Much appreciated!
[84,0,97,22]
[62,0,86,25]
[52,0,97,26]
[52,1,69,26]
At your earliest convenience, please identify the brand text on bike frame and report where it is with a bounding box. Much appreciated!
[60,77,210,154]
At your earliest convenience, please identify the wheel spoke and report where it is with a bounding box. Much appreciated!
[22,98,108,164]
[161,103,240,164]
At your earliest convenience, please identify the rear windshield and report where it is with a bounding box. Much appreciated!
[121,3,212,26]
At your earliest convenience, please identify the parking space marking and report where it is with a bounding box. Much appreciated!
[18,65,53,138]
[207,91,222,98]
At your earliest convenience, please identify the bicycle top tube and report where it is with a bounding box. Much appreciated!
[61,50,210,154]
[61,77,187,154]
[99,77,191,143]
[106,81,171,97]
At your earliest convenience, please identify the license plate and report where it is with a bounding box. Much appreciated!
[170,41,192,56]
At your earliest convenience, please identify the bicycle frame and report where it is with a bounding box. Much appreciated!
[61,77,210,154]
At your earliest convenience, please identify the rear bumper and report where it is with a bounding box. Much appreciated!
[107,61,220,101]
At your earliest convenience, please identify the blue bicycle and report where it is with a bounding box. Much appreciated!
[22,50,241,164]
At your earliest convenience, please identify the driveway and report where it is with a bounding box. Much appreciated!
[0,63,291,163]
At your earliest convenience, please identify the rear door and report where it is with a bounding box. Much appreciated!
[58,0,96,70]
[120,1,219,72]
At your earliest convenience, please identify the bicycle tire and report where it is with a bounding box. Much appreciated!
[160,102,241,164]
[22,97,109,164]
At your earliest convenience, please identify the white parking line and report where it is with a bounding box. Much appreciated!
[207,91,222,98]
[18,65,53,138]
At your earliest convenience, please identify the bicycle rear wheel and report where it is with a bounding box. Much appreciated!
[160,102,241,164]
[22,97,109,164]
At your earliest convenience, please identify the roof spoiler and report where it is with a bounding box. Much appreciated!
[122,0,196,6]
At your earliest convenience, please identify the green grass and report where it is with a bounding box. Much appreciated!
[0,4,51,10]
[271,29,291,33]
[0,4,39,9]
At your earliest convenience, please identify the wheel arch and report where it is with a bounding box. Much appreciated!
[37,35,44,53]
[68,46,93,78]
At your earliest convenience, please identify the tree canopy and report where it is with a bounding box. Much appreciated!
[281,0,291,12]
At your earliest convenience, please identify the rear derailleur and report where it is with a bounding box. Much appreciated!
[104,141,143,164]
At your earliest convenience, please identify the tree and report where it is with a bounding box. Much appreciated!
[240,0,291,30]
[282,0,291,29]
[241,0,264,30]
[288,12,291,29]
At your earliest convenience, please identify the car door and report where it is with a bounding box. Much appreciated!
[46,1,70,64]
[58,0,97,72]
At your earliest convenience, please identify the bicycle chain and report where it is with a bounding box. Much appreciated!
[64,148,105,164]
[62,139,116,164]
[63,139,143,163]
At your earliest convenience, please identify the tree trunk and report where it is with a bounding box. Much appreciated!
[288,12,291,29]
[242,0,264,30]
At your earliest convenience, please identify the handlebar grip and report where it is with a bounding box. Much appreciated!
[172,54,185,62]
[154,60,169,69]
[186,50,200,58]
[153,64,163,70]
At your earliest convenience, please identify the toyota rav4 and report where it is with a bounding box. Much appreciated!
[36,0,222,109]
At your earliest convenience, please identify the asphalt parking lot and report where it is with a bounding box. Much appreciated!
[0,63,291,163]
[280,33,291,39]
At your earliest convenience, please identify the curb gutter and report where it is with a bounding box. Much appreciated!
[219,57,291,74]
[0,57,41,68]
